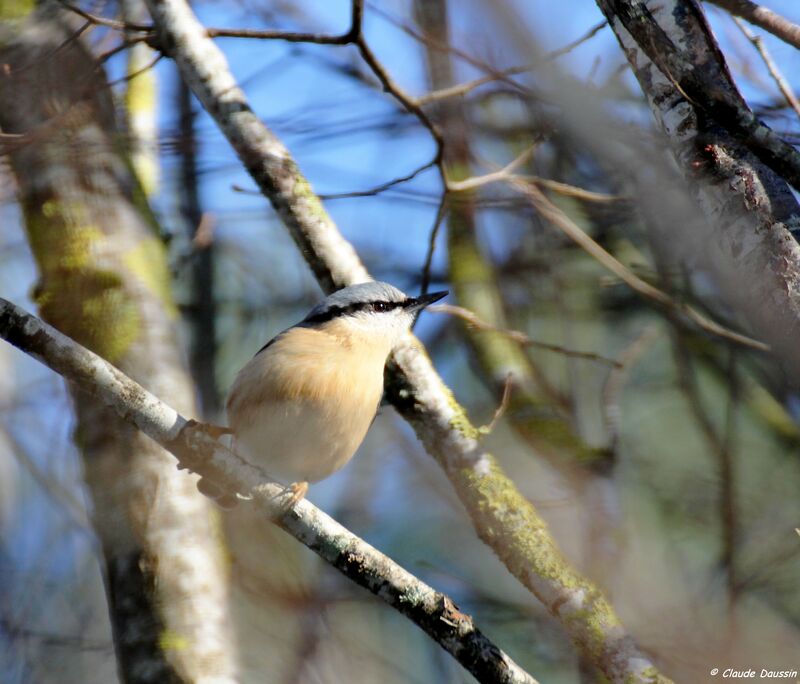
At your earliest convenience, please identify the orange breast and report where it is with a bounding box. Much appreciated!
[226,324,389,483]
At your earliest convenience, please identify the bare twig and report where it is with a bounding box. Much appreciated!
[61,0,447,171]
[204,27,353,43]
[446,156,623,204]
[478,374,514,435]
[318,159,437,200]
[350,21,444,165]
[431,303,623,367]
[368,4,530,95]
[419,193,449,296]
[58,0,355,43]
[518,180,769,352]
[446,146,536,192]
[522,177,623,204]
[58,2,148,31]
[707,0,800,51]
[106,51,163,87]
[0,296,538,684]
[731,17,800,119]
[416,21,608,106]
[601,325,660,448]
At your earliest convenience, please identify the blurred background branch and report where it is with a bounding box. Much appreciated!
[0,295,539,684]
[2,0,799,682]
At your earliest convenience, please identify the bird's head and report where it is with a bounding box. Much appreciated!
[300,281,447,350]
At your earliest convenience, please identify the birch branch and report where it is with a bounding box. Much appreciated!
[0,296,537,684]
[142,0,673,681]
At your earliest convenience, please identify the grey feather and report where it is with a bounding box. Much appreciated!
[302,281,407,322]
[255,282,408,355]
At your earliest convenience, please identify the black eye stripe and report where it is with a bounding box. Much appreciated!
[369,300,402,313]
[304,299,407,324]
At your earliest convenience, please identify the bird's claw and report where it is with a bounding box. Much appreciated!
[285,481,309,507]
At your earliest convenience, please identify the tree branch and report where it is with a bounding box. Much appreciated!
[596,0,800,389]
[707,0,800,51]
[730,16,800,120]
[600,0,800,192]
[429,304,623,367]
[0,296,538,684]
[517,180,770,352]
[142,0,674,680]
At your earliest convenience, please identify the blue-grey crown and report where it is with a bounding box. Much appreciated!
[302,281,408,324]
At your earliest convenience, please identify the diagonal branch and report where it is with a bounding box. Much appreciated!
[142,0,673,681]
[0,296,538,684]
[517,180,770,352]
[706,0,800,51]
[602,0,800,192]
[730,16,800,120]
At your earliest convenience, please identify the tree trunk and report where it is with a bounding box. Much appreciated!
[0,5,237,682]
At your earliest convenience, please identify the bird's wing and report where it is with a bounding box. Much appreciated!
[254,330,284,356]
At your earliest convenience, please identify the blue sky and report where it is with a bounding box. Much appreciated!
[2,2,800,679]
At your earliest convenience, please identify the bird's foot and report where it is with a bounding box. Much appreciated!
[203,424,234,440]
[285,481,309,507]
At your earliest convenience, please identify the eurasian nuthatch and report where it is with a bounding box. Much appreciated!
[225,281,447,504]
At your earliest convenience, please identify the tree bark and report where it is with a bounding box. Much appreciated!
[596,0,800,391]
[0,296,540,684]
[0,5,237,682]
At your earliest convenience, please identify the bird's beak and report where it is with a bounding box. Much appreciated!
[405,290,448,313]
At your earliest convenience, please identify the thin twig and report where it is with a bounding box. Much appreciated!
[707,0,800,51]
[58,0,355,43]
[521,177,623,204]
[601,324,660,449]
[351,21,444,165]
[318,159,437,200]
[416,21,608,106]
[204,27,353,43]
[419,193,448,296]
[58,2,149,31]
[447,156,623,204]
[478,374,514,435]
[59,0,448,182]
[232,159,437,202]
[368,4,530,95]
[430,303,623,367]
[446,145,536,192]
[731,16,800,119]
[518,180,769,352]
[106,51,164,87]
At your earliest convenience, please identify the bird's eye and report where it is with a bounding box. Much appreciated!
[371,302,391,312]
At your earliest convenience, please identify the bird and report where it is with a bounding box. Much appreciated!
[224,281,447,506]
